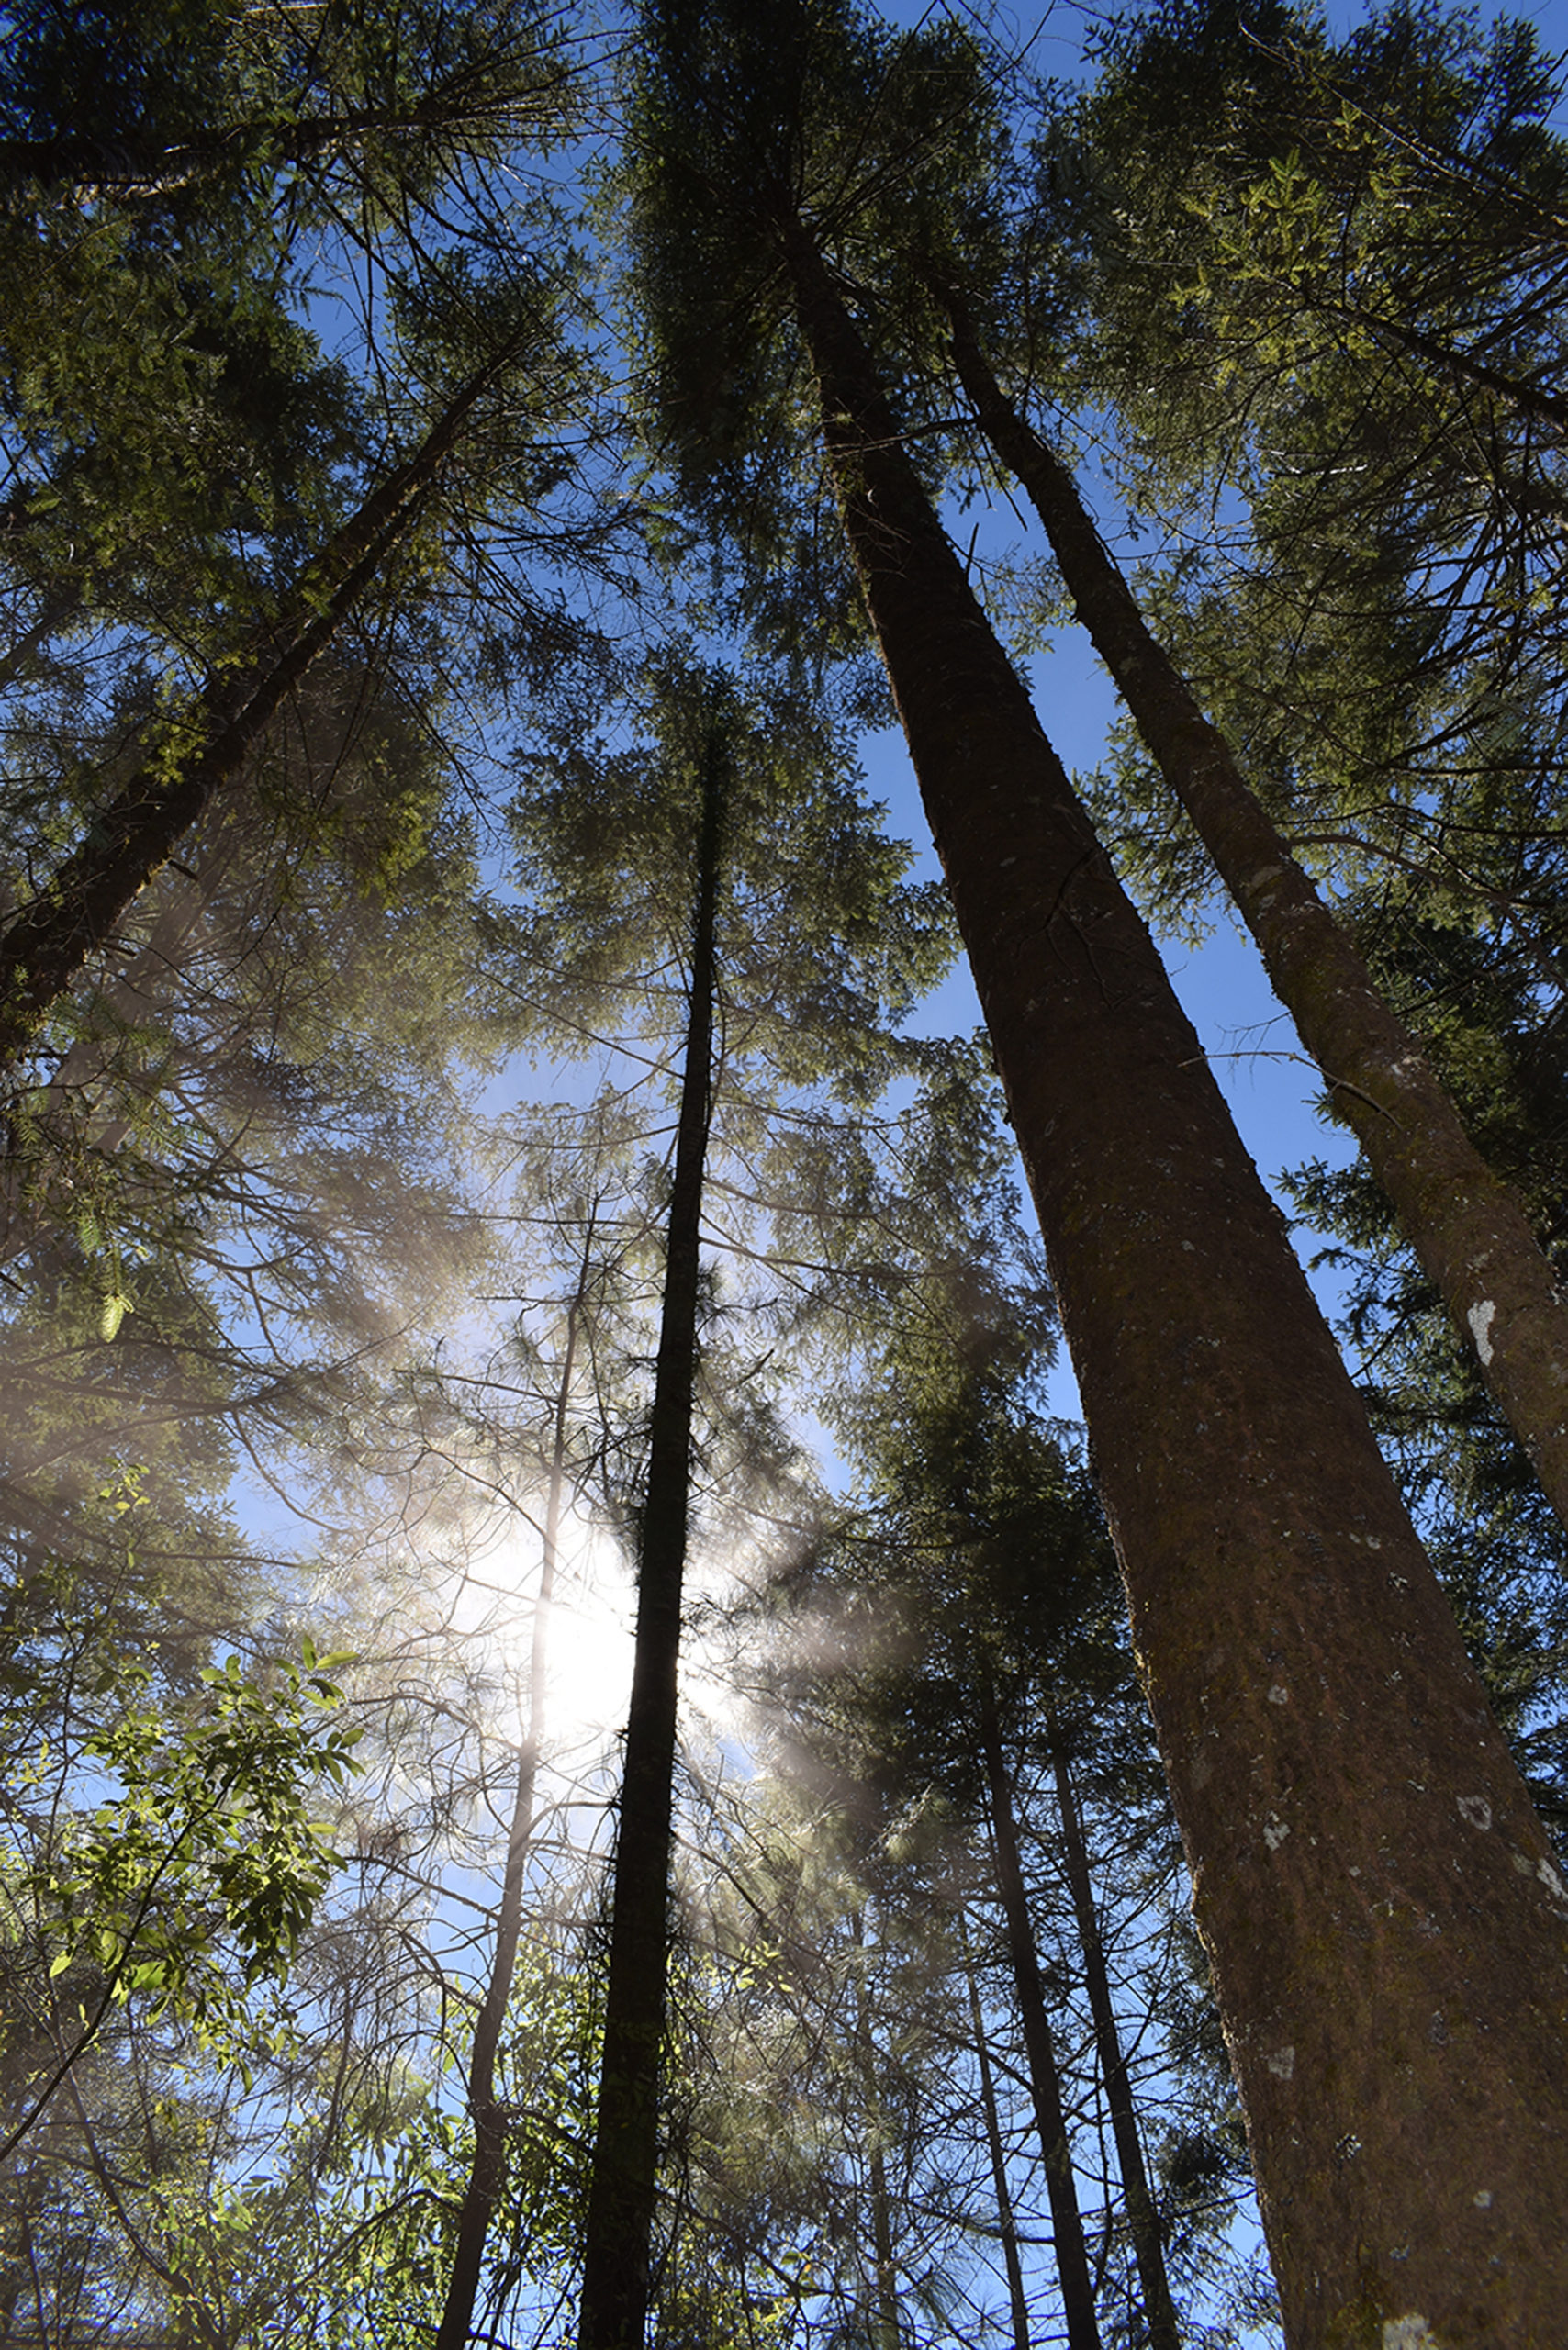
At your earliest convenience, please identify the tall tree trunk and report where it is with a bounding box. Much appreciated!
[1043,1714,1180,2350]
[961,1907,1036,2350]
[778,212,1568,2348]
[850,1908,903,2350]
[944,301,1568,1541]
[0,336,520,1079]
[575,744,722,2350]
[436,1243,592,2350]
[979,1687,1104,2350]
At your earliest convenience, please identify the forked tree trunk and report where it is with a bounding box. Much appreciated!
[0,339,519,1079]
[575,744,722,2350]
[778,211,1568,2348]
[945,304,1568,1541]
[1043,1715,1180,2350]
[960,1913,1033,2350]
[979,1688,1103,2350]
[435,1247,591,2350]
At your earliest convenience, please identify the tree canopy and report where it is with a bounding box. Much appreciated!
[3,3,1567,2346]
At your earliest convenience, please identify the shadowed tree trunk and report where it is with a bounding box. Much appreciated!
[1043,1710,1180,2350]
[960,1911,1033,2350]
[849,1908,903,2350]
[866,2131,901,2350]
[0,336,521,1080]
[575,737,722,2350]
[979,1685,1103,2350]
[944,298,1568,1543]
[776,204,1568,2348]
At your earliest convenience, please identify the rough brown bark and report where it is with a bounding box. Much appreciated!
[0,340,517,1080]
[779,213,1568,2349]
[435,1259,588,2350]
[945,305,1568,1543]
[1045,1718,1180,2350]
[979,1689,1104,2350]
[575,746,722,2350]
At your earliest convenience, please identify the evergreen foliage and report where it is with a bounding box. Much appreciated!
[3,2,1567,2344]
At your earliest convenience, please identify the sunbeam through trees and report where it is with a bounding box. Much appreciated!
[2,2,1567,2345]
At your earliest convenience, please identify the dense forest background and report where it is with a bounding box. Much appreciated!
[2,0,1567,2344]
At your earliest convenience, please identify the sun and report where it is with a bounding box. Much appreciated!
[462,1505,638,1747]
[451,1497,756,1763]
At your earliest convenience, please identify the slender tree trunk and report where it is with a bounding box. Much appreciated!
[1317,293,1568,438]
[961,1908,1034,2350]
[778,211,1568,2348]
[1043,1715,1180,2350]
[0,337,519,1078]
[62,2072,224,2349]
[849,1908,903,2350]
[944,302,1568,1541]
[435,1254,591,2350]
[979,1687,1104,2350]
[866,2138,901,2350]
[575,744,722,2350]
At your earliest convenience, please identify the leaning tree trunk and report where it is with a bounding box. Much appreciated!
[944,302,1568,1542]
[1321,297,1568,440]
[978,1686,1104,2350]
[778,210,1568,2349]
[575,744,722,2350]
[1043,1711,1180,2350]
[435,1245,593,2350]
[0,335,521,1080]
